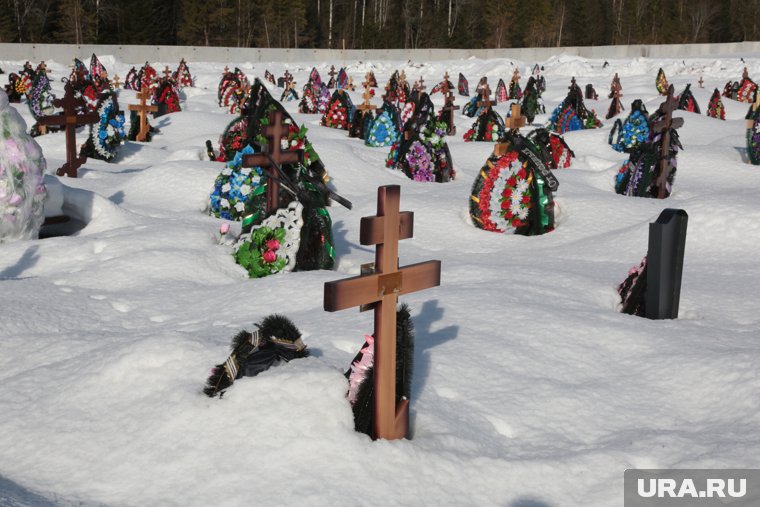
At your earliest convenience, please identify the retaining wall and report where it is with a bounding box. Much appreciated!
[1,41,759,64]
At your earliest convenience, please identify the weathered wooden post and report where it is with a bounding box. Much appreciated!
[646,209,688,320]
[324,185,441,440]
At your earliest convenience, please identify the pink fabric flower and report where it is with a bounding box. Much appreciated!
[262,250,277,263]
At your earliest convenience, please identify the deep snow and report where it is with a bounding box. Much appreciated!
[1,52,759,507]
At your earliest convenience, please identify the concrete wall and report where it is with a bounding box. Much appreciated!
[2,42,760,64]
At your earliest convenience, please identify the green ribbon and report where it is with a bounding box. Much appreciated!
[316,208,336,261]
[241,211,261,230]
[535,175,549,229]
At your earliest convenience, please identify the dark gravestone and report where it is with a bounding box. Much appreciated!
[646,209,688,320]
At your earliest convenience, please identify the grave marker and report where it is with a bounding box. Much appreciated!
[504,103,526,132]
[242,109,304,213]
[651,85,684,199]
[36,80,99,177]
[128,90,159,142]
[646,209,688,319]
[324,185,441,440]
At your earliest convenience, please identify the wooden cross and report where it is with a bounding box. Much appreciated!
[505,103,526,131]
[284,70,293,84]
[441,92,459,135]
[241,109,303,213]
[128,90,159,142]
[357,79,375,113]
[163,66,172,79]
[399,70,408,88]
[112,75,121,89]
[36,80,99,178]
[651,85,684,199]
[511,67,520,85]
[418,76,425,92]
[477,84,496,112]
[324,185,441,440]
[698,76,704,88]
[743,67,749,80]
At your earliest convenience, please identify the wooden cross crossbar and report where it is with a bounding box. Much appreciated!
[128,90,159,142]
[37,80,99,177]
[698,76,704,88]
[505,103,526,131]
[241,109,304,213]
[441,93,459,135]
[112,75,121,89]
[324,185,441,440]
[163,66,172,78]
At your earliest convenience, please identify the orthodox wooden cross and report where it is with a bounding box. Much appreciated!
[698,76,704,88]
[324,185,441,440]
[112,75,121,89]
[36,80,99,177]
[163,66,172,79]
[357,79,375,113]
[418,76,426,92]
[651,85,684,199]
[128,90,159,142]
[477,84,496,113]
[504,103,526,132]
[241,109,304,213]
[441,92,459,135]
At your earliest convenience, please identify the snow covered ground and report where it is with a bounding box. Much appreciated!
[1,52,759,507]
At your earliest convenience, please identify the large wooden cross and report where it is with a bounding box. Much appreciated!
[652,85,684,199]
[505,103,526,131]
[324,185,441,440]
[241,109,304,213]
[112,74,121,89]
[128,90,158,142]
[36,80,99,177]
[477,84,496,112]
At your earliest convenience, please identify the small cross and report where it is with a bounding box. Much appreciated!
[505,103,526,131]
[399,70,407,87]
[128,90,159,142]
[241,109,304,213]
[163,66,172,79]
[224,66,230,74]
[742,67,749,80]
[698,76,704,88]
[324,185,441,440]
[36,80,99,177]
[511,67,520,84]
[570,76,577,90]
[418,76,425,92]
[112,75,121,89]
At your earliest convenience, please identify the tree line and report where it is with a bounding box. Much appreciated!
[1,0,758,50]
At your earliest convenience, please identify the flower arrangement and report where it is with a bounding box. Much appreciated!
[403,141,435,182]
[233,201,303,278]
[154,81,182,115]
[0,91,47,242]
[26,73,55,121]
[707,89,725,120]
[748,107,760,165]
[209,145,266,221]
[365,111,398,147]
[217,117,249,161]
[83,92,126,162]
[321,101,349,129]
[550,135,573,168]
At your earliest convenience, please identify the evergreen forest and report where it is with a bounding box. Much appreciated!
[1,0,758,49]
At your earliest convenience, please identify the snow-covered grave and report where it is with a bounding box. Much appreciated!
[1,53,759,507]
